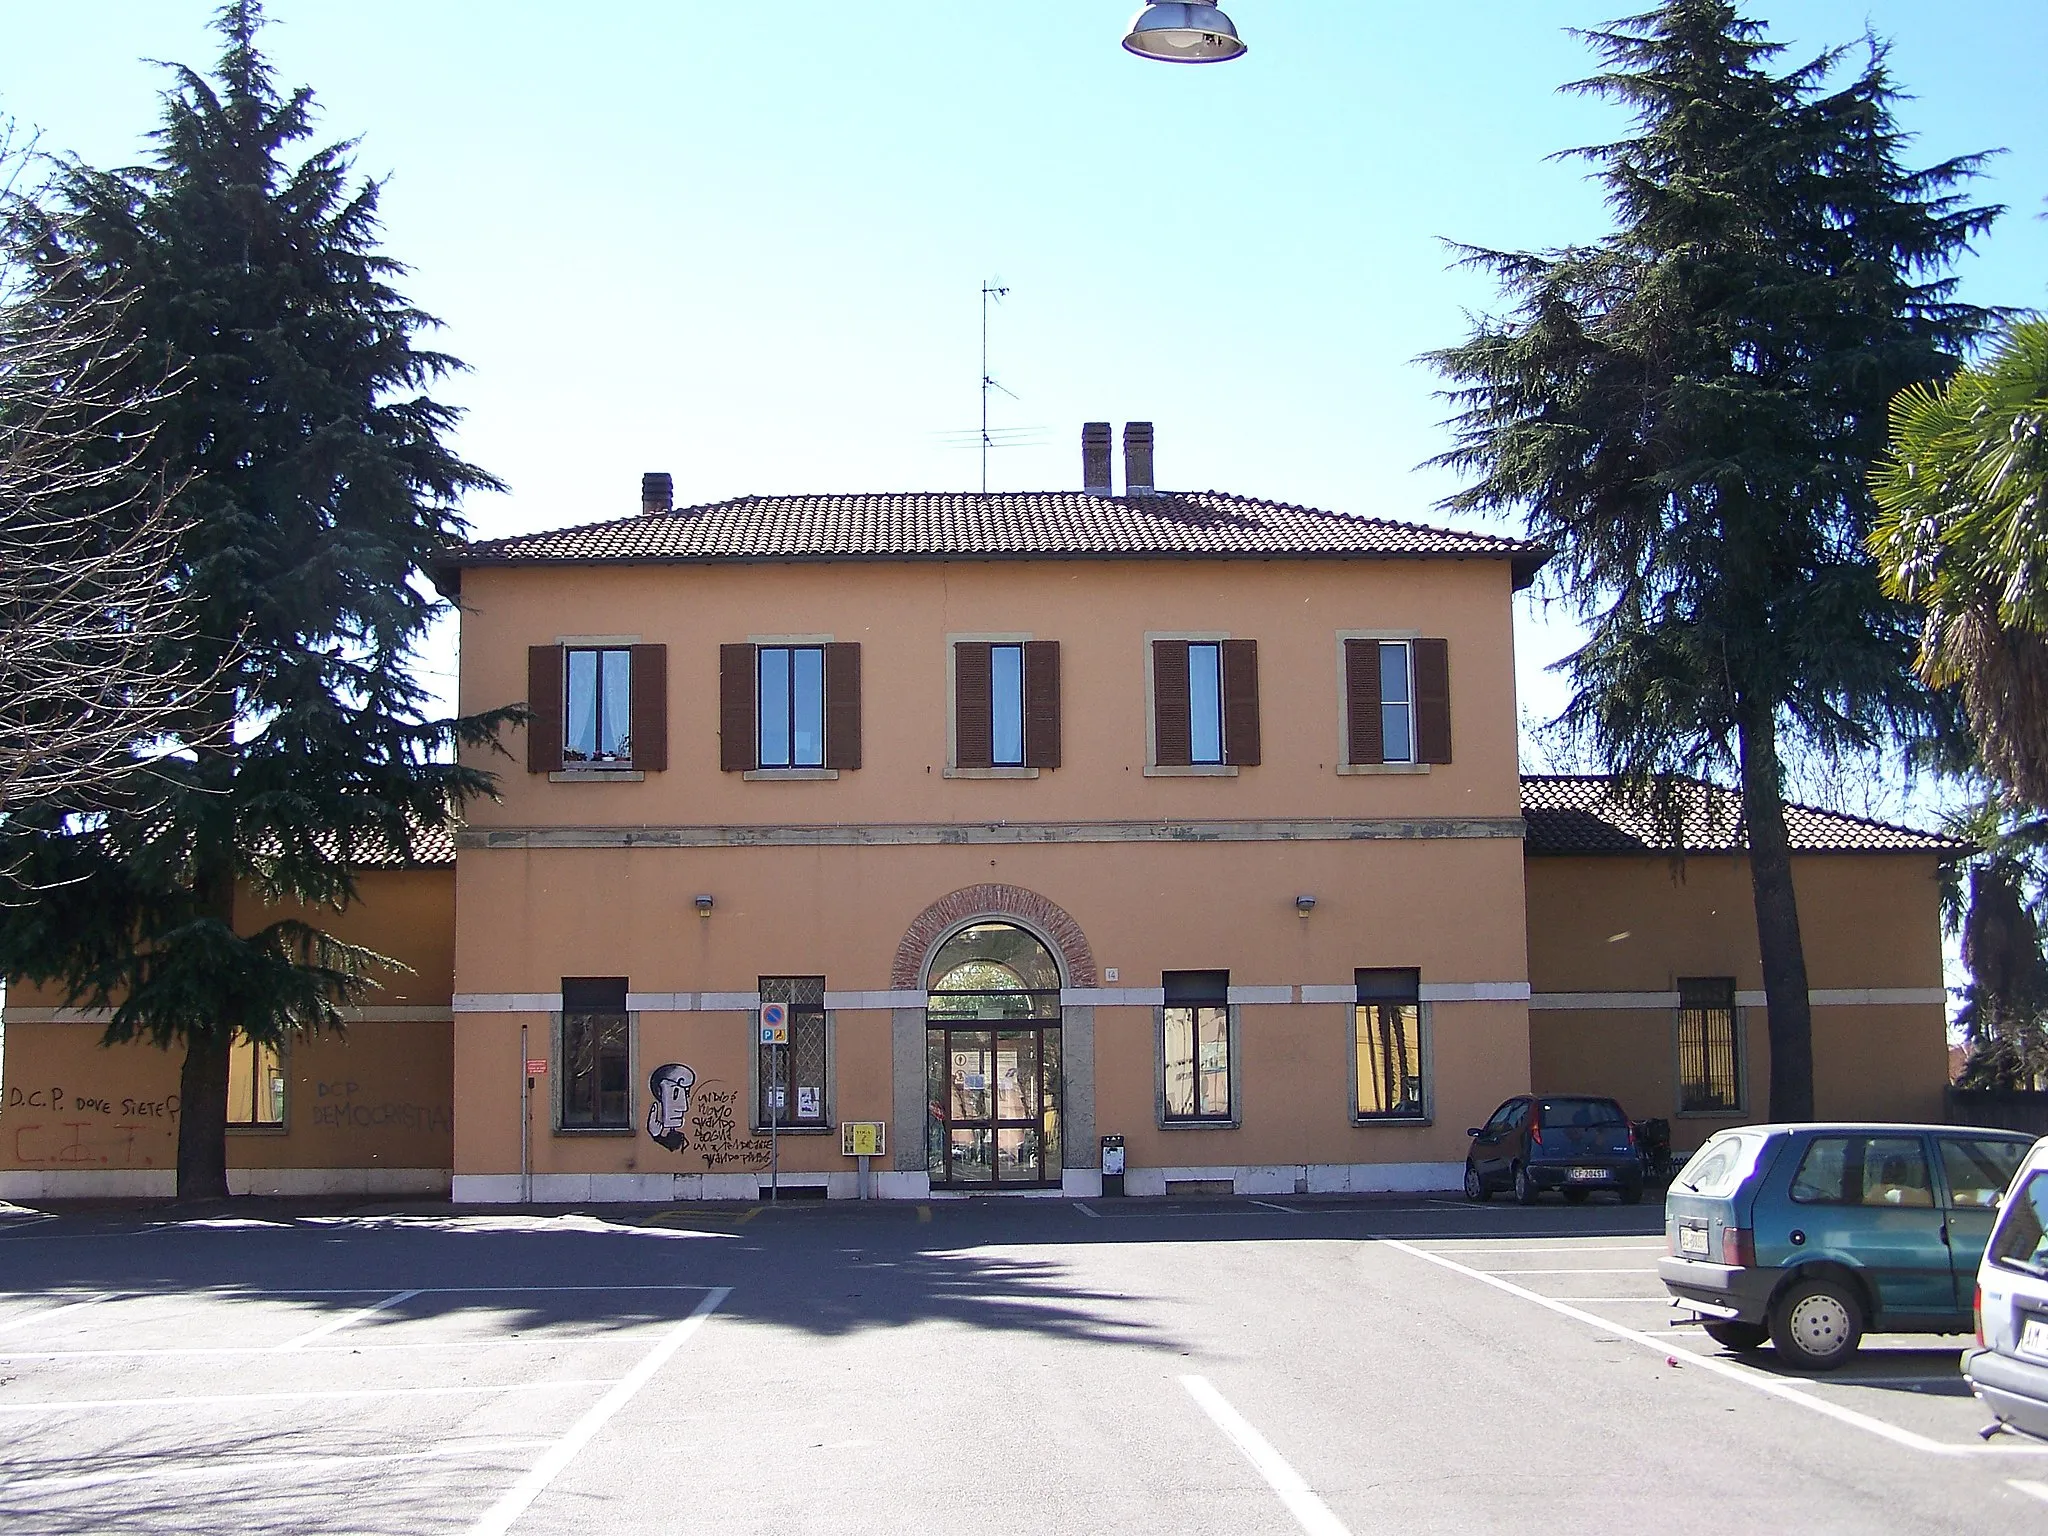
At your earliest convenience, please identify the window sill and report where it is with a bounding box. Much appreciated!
[1158,1117,1242,1130]
[1337,762,1429,776]
[1675,1107,1746,1119]
[750,1124,835,1136]
[227,1124,289,1136]
[550,769,645,783]
[552,1126,637,1136]
[743,768,840,781]
[1144,764,1238,778]
[1352,1115,1433,1128]
[944,766,1040,780]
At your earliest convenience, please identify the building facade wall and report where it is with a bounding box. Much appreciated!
[1525,852,1950,1151]
[448,554,1532,1199]
[0,868,456,1197]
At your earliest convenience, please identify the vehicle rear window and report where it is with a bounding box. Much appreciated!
[1675,1131,1765,1198]
[1990,1170,2048,1278]
[1790,1135,1935,1208]
[1536,1098,1626,1127]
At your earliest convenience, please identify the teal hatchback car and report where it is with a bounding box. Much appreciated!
[1656,1123,2033,1370]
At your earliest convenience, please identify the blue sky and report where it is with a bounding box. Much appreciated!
[5,2,2045,764]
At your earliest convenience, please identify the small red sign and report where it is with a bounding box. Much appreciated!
[525,1059,549,1076]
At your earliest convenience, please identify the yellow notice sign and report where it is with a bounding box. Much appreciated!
[840,1121,886,1157]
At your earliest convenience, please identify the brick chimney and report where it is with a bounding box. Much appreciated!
[1082,422,1113,496]
[641,472,673,516]
[1123,422,1155,497]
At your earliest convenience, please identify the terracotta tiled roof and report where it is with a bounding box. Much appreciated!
[433,491,1549,591]
[1520,775,1965,856]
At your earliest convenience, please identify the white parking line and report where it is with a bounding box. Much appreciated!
[0,1338,663,1361]
[0,1293,114,1339]
[1180,1375,1351,1536]
[1246,1199,1301,1215]
[1480,1267,1659,1274]
[1383,1239,2048,1459]
[1072,1202,1102,1219]
[0,1439,558,1497]
[2010,1480,2048,1504]
[0,1379,620,1415]
[278,1288,421,1350]
[466,1285,730,1536]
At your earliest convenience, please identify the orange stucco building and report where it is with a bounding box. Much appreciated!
[0,425,1960,1201]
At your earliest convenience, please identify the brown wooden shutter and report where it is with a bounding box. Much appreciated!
[823,641,862,770]
[1023,640,1061,770]
[1414,638,1452,764]
[954,643,993,769]
[1152,640,1191,766]
[719,643,756,772]
[1345,639,1384,765]
[527,645,564,773]
[1221,639,1260,766]
[627,644,667,771]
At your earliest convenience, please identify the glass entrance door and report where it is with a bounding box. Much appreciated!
[923,922,1064,1190]
[927,1026,1061,1187]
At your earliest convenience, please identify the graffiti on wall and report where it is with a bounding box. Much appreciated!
[642,1066,771,1170]
[4,1084,178,1167]
[308,1080,452,1134]
[645,1063,696,1151]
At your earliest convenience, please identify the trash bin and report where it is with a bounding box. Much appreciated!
[1100,1134,1125,1198]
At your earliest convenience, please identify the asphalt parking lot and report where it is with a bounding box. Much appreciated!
[2,1192,2045,1534]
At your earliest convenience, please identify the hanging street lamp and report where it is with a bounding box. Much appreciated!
[1120,2,1247,64]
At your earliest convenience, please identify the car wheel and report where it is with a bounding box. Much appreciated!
[1703,1320,1770,1352]
[1769,1277,1863,1371]
[1463,1161,1490,1202]
[1563,1188,1590,1205]
[1514,1162,1540,1205]
[1619,1181,1645,1206]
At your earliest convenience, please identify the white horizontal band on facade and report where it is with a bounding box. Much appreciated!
[1527,987,1946,1010]
[460,815,1526,851]
[1,1005,454,1025]
[450,984,1539,1015]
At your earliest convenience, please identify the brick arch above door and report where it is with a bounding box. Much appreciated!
[891,884,1098,991]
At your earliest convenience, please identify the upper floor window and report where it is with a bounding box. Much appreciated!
[953,640,1061,771]
[758,646,825,768]
[721,642,862,773]
[526,644,666,774]
[1343,636,1451,768]
[1151,638,1259,770]
[566,647,633,764]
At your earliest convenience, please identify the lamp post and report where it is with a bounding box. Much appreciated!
[1121,2,1247,63]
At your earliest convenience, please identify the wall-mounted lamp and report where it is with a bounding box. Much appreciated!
[1295,895,1316,917]
[694,894,715,918]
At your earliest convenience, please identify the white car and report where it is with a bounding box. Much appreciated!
[1967,1133,2048,1441]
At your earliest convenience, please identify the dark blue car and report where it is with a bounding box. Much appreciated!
[1464,1094,1645,1205]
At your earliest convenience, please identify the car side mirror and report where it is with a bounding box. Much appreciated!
[1466,1128,1483,1138]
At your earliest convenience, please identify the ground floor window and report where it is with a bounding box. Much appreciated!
[1161,970,1233,1124]
[226,1033,286,1127]
[1676,977,1741,1113]
[758,976,828,1129]
[560,976,631,1130]
[1354,968,1426,1121]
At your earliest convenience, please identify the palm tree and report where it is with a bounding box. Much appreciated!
[1872,319,2048,806]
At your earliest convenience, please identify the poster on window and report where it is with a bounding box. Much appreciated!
[797,1086,820,1119]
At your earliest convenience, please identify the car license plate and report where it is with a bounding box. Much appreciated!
[1567,1167,1606,1182]
[1679,1225,1709,1257]
[2022,1317,2048,1361]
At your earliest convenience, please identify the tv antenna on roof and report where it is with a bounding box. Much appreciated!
[980,279,1012,493]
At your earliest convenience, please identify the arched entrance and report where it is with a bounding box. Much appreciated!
[925,922,1063,1188]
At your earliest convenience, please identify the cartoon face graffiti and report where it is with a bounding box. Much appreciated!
[645,1063,696,1152]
